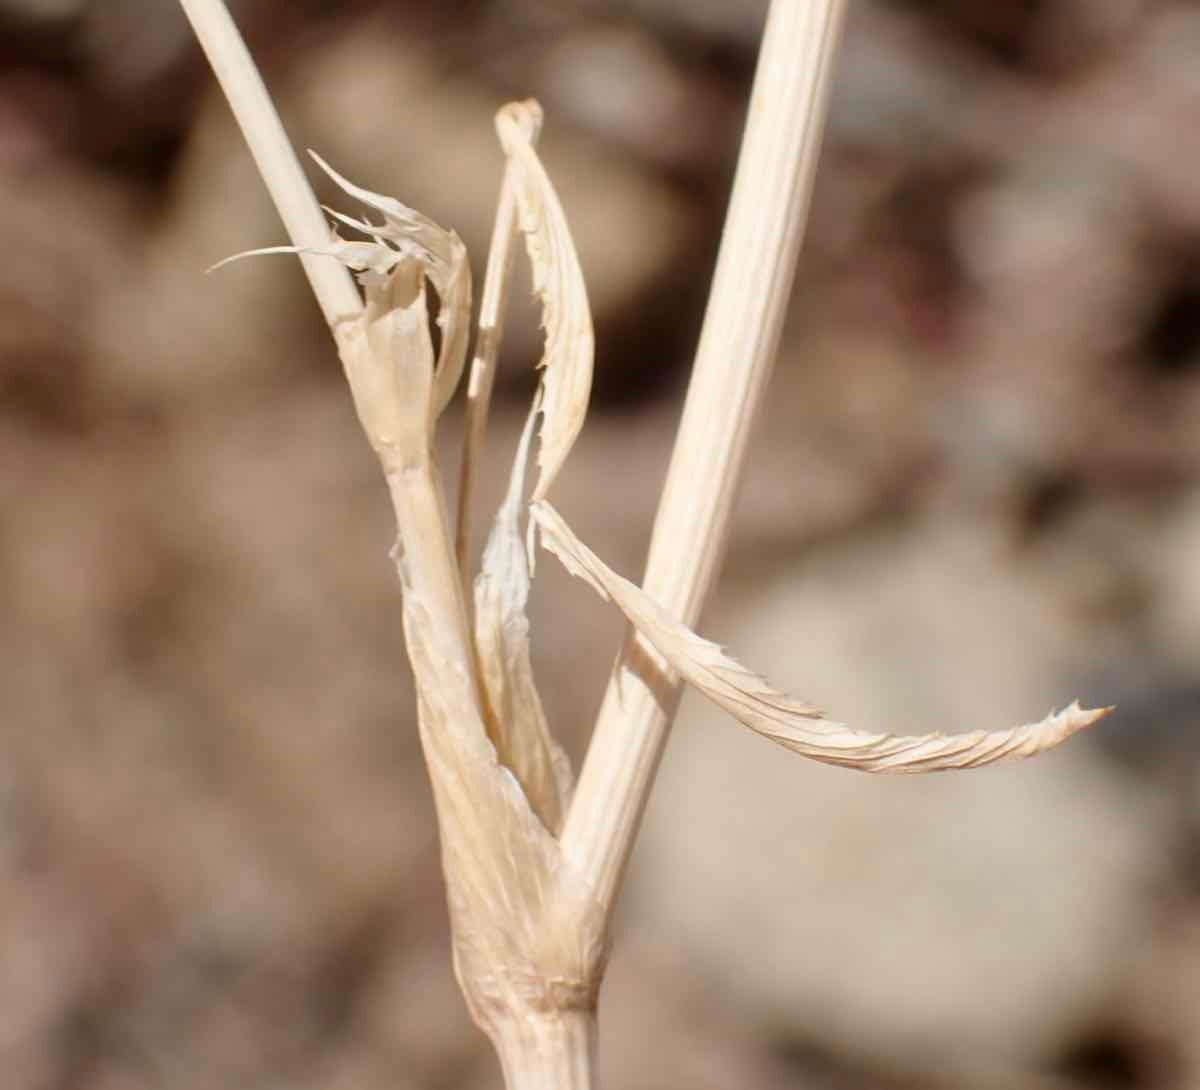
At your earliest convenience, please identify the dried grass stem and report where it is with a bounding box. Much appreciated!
[559,0,851,916]
[177,0,362,330]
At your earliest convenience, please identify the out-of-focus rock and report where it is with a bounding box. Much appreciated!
[0,163,135,425]
[600,937,793,1090]
[630,513,1176,1076]
[831,3,1038,165]
[352,942,481,1090]
[1048,7,1200,229]
[620,0,767,46]
[80,0,192,99]
[1148,489,1200,677]
[1028,0,1149,71]
[0,389,444,1088]
[948,150,1152,502]
[535,23,739,173]
[0,69,80,166]
[0,0,82,21]
[1125,909,1200,1084]
[731,325,933,550]
[956,152,1147,367]
[90,105,330,405]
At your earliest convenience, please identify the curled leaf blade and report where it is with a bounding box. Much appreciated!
[496,101,594,500]
[455,103,544,585]
[533,502,1110,774]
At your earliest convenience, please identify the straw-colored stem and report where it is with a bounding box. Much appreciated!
[561,0,849,918]
[177,0,362,331]
[490,1012,596,1090]
[387,453,482,711]
[456,109,544,592]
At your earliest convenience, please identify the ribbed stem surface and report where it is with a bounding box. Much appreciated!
[561,0,850,918]
[491,1012,596,1090]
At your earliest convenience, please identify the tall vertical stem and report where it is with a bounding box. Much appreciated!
[177,0,362,330]
[561,0,850,918]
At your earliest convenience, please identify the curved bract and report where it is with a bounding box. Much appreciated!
[532,501,1110,774]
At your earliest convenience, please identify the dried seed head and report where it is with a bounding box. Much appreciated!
[308,152,472,418]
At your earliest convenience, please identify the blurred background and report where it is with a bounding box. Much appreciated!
[3,0,1200,1087]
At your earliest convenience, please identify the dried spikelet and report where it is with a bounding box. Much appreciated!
[209,154,472,445]
[533,502,1110,773]
[308,152,472,418]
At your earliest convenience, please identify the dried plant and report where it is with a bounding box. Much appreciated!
[177,0,1109,1084]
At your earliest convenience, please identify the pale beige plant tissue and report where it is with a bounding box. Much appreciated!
[183,0,1109,1074]
[222,86,1106,960]
[211,92,1107,1071]
[532,502,1106,772]
[494,105,594,502]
